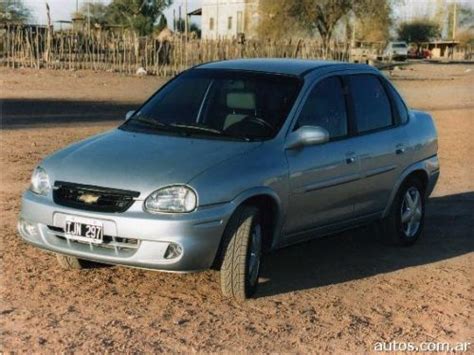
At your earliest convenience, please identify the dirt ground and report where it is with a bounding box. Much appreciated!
[1,63,473,353]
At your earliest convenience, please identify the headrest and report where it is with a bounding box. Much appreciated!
[226,92,256,110]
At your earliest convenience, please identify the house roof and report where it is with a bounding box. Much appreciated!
[197,58,354,76]
[188,8,202,16]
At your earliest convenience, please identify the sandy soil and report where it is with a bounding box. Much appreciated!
[0,63,473,353]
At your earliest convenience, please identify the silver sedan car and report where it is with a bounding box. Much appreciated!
[18,59,439,300]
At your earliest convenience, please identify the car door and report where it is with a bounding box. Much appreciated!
[284,75,361,237]
[345,74,410,217]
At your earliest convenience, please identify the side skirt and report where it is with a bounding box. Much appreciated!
[274,211,383,250]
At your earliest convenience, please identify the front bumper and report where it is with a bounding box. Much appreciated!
[18,191,235,272]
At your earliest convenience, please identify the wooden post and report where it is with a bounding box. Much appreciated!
[6,24,10,68]
[44,2,53,67]
[184,0,188,67]
[35,28,40,69]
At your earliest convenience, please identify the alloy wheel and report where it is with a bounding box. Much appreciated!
[400,186,423,237]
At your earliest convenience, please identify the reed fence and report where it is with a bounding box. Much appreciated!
[2,25,472,75]
[0,24,352,75]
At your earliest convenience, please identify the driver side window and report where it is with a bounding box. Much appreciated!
[295,76,348,139]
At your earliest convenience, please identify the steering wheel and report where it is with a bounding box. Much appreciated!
[242,116,274,131]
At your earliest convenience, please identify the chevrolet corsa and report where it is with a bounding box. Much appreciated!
[18,59,439,300]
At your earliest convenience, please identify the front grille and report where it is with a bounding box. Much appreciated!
[53,181,140,213]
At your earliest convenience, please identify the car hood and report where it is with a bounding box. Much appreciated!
[44,129,260,199]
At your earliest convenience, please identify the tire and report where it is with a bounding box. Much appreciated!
[220,206,263,301]
[381,177,425,246]
[56,254,89,270]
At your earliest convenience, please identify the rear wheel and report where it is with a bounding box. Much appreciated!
[220,206,262,301]
[56,254,89,270]
[381,178,425,246]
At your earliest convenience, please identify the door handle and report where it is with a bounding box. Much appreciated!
[345,152,357,164]
[346,156,356,164]
[396,145,406,155]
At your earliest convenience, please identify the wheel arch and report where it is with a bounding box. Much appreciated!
[406,170,429,192]
[211,187,284,269]
[383,164,431,218]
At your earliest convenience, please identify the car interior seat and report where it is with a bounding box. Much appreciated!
[224,91,256,129]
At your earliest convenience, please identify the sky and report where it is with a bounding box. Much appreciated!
[23,0,474,27]
[24,0,203,25]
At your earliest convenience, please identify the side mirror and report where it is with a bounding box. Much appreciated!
[125,110,135,121]
[285,126,330,150]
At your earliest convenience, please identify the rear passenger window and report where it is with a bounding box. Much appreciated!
[296,76,348,139]
[349,75,393,132]
[386,82,409,124]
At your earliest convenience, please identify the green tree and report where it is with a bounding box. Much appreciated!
[175,17,185,32]
[107,0,172,36]
[397,19,440,45]
[458,4,474,29]
[354,0,393,42]
[257,0,304,39]
[453,4,474,45]
[74,2,109,27]
[258,0,394,51]
[0,0,31,24]
[457,29,474,45]
[294,0,354,49]
[447,3,474,39]
[297,0,395,48]
[155,13,167,32]
[174,18,201,38]
[190,22,201,38]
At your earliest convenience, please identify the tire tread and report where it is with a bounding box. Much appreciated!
[220,206,259,300]
[56,254,85,269]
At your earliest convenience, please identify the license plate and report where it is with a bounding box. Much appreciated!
[64,217,103,244]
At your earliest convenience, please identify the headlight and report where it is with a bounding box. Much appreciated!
[30,167,51,195]
[145,186,197,213]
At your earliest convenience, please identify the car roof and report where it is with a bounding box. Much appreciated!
[196,58,371,77]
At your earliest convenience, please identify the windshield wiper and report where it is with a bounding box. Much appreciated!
[128,119,251,141]
[169,123,222,134]
[170,123,251,141]
[132,116,169,128]
[130,116,191,134]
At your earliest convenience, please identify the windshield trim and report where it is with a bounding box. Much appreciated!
[195,80,214,123]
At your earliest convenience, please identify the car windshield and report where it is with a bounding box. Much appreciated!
[392,43,407,48]
[121,69,302,141]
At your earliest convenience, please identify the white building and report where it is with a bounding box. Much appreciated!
[201,0,260,40]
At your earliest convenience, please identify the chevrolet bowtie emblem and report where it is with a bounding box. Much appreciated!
[78,193,100,204]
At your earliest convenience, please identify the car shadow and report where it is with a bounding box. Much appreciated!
[257,192,474,298]
[1,98,138,129]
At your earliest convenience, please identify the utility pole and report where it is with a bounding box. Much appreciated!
[45,2,52,63]
[351,21,356,48]
[87,1,91,35]
[184,0,188,39]
[216,0,219,38]
[184,0,188,67]
[452,1,457,40]
[172,9,175,31]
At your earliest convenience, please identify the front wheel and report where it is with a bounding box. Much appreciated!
[381,178,425,246]
[220,206,262,301]
[56,254,89,269]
